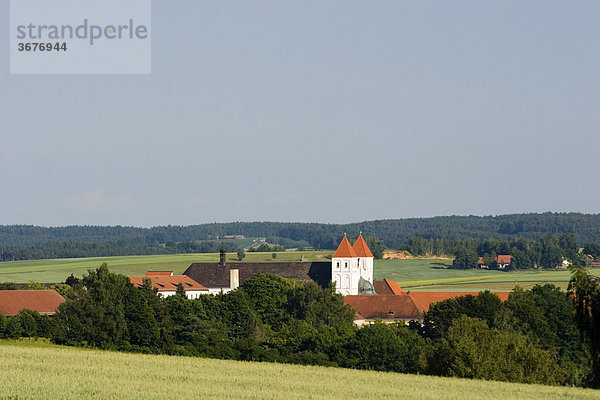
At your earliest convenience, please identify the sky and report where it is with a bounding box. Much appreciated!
[1,1,599,226]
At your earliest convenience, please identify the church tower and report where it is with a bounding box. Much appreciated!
[331,233,374,295]
[353,233,374,286]
[331,234,358,295]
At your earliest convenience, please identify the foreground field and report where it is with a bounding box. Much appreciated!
[0,341,597,400]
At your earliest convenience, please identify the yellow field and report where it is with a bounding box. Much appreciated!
[0,341,598,399]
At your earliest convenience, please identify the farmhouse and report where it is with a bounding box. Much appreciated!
[496,254,512,269]
[0,290,65,316]
[128,272,208,299]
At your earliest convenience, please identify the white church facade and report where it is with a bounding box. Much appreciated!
[332,234,374,295]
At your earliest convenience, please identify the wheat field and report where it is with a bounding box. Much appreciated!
[0,341,598,400]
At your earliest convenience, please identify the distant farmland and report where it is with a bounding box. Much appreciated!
[0,251,332,283]
[0,341,597,400]
[0,252,594,291]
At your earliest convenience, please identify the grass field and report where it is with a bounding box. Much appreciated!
[0,341,597,400]
[0,251,333,283]
[373,258,599,292]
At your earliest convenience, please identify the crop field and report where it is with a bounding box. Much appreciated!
[0,341,598,400]
[0,251,333,283]
[373,258,600,292]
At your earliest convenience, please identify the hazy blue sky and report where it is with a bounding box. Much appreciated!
[1,1,599,226]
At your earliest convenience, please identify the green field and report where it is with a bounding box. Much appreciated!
[1,253,595,291]
[373,258,598,292]
[0,251,333,283]
[0,341,597,400]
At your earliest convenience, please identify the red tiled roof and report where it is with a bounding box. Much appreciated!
[333,236,357,258]
[345,294,424,321]
[146,271,173,276]
[0,290,65,316]
[353,234,373,258]
[477,257,485,264]
[409,291,510,312]
[386,280,404,295]
[497,255,512,264]
[129,275,208,292]
[373,280,394,295]
[373,279,404,295]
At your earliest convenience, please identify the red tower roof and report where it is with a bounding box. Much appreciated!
[353,234,373,258]
[333,236,358,258]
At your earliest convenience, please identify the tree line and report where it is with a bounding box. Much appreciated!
[2,213,600,248]
[0,241,239,262]
[405,233,600,269]
[1,265,598,388]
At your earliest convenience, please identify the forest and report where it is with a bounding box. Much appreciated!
[1,213,600,261]
[2,213,600,247]
[1,265,599,388]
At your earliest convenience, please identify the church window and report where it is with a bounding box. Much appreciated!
[344,262,348,269]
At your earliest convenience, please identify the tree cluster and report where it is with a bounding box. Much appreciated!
[0,240,239,262]
[410,233,595,269]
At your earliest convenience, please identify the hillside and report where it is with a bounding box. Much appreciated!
[0,341,597,400]
[2,212,600,248]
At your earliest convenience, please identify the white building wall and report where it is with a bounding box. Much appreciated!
[158,290,210,299]
[332,257,359,295]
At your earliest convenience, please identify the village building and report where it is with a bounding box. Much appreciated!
[0,290,65,316]
[477,257,488,269]
[128,272,208,299]
[344,294,422,325]
[496,255,512,269]
[345,289,511,325]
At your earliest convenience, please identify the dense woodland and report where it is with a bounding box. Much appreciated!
[2,213,600,247]
[1,266,599,388]
[2,213,600,262]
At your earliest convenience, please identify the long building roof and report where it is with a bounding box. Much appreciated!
[345,294,423,321]
[0,290,65,316]
[128,275,208,292]
[184,261,331,289]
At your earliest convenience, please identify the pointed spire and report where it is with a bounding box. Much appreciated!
[333,235,358,258]
[353,233,373,258]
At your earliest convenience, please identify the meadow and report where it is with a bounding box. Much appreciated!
[0,251,332,283]
[0,341,597,400]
